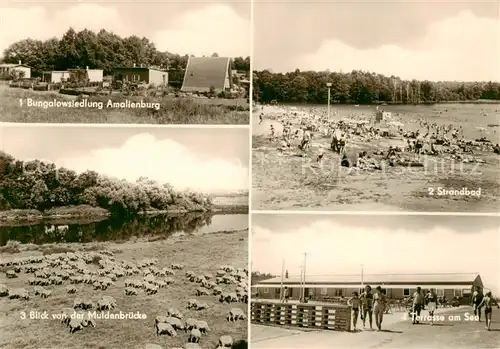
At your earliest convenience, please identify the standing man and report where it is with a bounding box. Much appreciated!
[360,285,374,330]
[412,286,424,324]
[283,286,289,303]
[472,286,484,322]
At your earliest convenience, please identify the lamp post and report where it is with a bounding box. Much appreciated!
[303,253,307,302]
[326,82,332,120]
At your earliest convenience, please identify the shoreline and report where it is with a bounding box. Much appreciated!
[256,100,500,107]
[0,204,249,223]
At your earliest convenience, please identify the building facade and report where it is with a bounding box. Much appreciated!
[42,71,71,83]
[254,273,483,304]
[0,62,31,79]
[114,66,168,86]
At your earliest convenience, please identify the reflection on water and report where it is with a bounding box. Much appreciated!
[0,213,248,245]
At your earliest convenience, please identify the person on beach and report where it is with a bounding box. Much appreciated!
[472,286,484,322]
[425,289,438,325]
[259,113,263,124]
[373,286,387,331]
[477,292,500,331]
[360,285,374,330]
[347,291,362,331]
[412,287,424,324]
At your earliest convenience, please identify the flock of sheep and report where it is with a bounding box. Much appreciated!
[0,250,248,349]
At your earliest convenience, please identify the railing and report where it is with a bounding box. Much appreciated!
[251,300,351,332]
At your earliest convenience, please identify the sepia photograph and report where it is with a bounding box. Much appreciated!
[252,1,500,212]
[0,126,249,349]
[0,1,250,124]
[250,213,500,349]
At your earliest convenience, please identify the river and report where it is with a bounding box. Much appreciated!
[0,213,248,245]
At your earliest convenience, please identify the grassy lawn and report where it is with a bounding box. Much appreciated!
[0,85,249,124]
[0,229,248,349]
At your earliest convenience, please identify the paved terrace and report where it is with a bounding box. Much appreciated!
[251,306,500,348]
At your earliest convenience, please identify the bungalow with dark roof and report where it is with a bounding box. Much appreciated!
[253,273,484,304]
[181,56,232,93]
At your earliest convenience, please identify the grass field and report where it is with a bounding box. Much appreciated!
[252,103,500,212]
[0,229,248,349]
[0,85,249,124]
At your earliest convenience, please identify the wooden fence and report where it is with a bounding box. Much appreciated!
[251,300,351,331]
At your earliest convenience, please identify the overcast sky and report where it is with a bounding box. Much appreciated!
[0,126,249,193]
[252,214,500,294]
[254,0,500,81]
[0,0,250,57]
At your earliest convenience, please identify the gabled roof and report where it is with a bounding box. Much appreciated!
[181,57,230,93]
[257,273,481,286]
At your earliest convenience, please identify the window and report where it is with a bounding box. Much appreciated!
[403,288,410,297]
[454,289,462,297]
[437,289,444,297]
[335,289,343,297]
[321,288,328,296]
[462,289,471,295]
[263,288,269,294]
[381,288,387,295]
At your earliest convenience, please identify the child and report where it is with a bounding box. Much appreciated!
[347,291,362,331]
[478,292,500,331]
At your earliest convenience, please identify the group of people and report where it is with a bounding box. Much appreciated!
[346,285,499,332]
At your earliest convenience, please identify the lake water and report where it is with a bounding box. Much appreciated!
[0,213,248,245]
[253,103,500,141]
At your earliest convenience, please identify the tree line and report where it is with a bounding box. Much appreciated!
[253,69,500,105]
[1,28,250,77]
[0,151,213,216]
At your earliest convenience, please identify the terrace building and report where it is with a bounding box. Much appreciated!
[253,273,484,305]
[181,56,232,93]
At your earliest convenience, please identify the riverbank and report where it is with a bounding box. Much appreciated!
[0,203,249,223]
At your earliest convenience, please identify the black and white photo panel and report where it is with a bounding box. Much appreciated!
[0,125,249,349]
[250,213,500,349]
[0,2,250,125]
[252,0,500,212]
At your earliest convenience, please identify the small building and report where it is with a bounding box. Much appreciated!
[114,65,168,86]
[68,67,104,83]
[0,61,31,79]
[42,70,71,83]
[254,273,484,304]
[181,56,232,93]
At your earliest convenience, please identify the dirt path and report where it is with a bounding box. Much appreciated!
[251,306,500,348]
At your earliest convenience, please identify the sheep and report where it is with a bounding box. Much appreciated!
[185,318,198,331]
[196,320,210,334]
[0,284,9,297]
[167,308,183,319]
[218,335,234,348]
[8,288,29,300]
[40,289,52,298]
[66,285,77,294]
[165,316,185,330]
[6,270,17,278]
[171,263,183,270]
[68,317,96,334]
[196,288,210,296]
[227,308,246,322]
[187,299,199,309]
[60,308,75,326]
[195,302,208,311]
[155,315,168,325]
[155,323,176,336]
[125,287,138,296]
[188,328,202,343]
